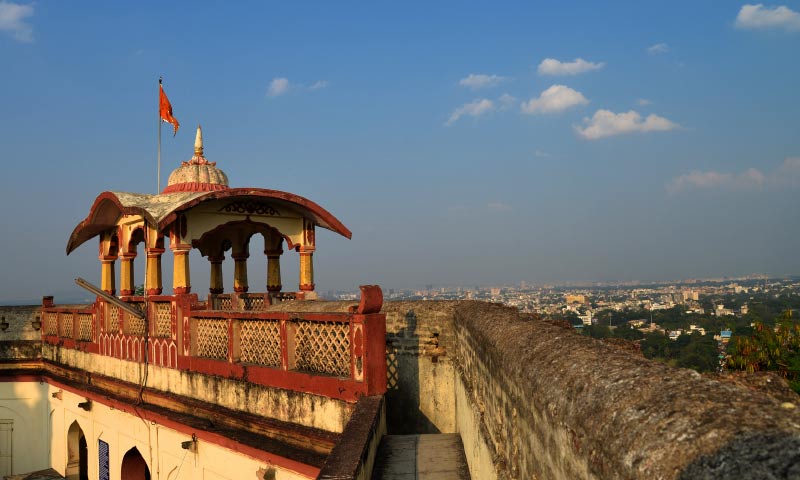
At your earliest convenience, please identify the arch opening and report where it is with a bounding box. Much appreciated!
[120,446,150,480]
[66,421,88,480]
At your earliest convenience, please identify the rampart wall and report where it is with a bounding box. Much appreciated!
[351,300,800,479]
[5,300,800,479]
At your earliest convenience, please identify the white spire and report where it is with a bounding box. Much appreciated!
[194,125,204,156]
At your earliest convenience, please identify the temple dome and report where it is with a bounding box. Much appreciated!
[163,126,230,193]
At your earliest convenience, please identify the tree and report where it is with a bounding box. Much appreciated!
[583,324,611,339]
[612,325,644,341]
[728,310,800,393]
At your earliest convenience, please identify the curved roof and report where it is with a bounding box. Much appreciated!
[163,160,229,193]
[67,188,352,254]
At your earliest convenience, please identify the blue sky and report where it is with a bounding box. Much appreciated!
[1,1,799,302]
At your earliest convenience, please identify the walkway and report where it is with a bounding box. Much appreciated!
[372,434,471,480]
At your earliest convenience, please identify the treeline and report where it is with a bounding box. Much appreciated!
[581,325,720,373]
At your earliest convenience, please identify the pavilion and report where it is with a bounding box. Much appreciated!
[66,126,351,303]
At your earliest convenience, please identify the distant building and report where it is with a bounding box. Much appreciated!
[565,294,585,304]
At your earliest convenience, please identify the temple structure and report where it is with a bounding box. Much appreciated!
[0,129,387,480]
[68,126,352,302]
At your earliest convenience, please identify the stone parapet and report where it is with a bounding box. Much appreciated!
[452,301,800,479]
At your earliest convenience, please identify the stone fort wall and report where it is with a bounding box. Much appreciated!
[4,301,800,479]
[381,300,800,479]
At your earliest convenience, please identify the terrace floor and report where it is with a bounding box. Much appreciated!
[372,434,471,480]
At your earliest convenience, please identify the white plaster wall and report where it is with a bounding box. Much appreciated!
[0,382,310,479]
[42,345,351,433]
[454,374,498,480]
[0,382,49,475]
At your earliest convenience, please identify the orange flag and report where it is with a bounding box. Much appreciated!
[159,84,180,136]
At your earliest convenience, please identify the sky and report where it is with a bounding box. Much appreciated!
[0,1,799,303]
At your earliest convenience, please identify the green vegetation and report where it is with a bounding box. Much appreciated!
[728,311,800,393]
[641,331,719,372]
[567,290,800,377]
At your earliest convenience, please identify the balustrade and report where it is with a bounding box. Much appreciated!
[40,285,386,401]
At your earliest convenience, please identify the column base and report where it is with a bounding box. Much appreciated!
[146,288,163,296]
[173,287,191,294]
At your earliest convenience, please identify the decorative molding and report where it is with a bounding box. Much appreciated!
[219,201,279,216]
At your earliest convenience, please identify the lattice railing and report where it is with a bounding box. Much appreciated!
[240,320,281,366]
[59,313,73,338]
[77,313,92,341]
[195,318,228,360]
[107,304,120,333]
[123,309,145,336]
[211,295,233,311]
[153,302,172,338]
[240,295,266,311]
[294,320,350,377]
[42,285,387,400]
[44,312,58,336]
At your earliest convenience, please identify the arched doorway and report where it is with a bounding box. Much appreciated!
[121,447,150,480]
[66,421,88,480]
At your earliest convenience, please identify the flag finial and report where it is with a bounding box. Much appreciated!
[195,125,204,156]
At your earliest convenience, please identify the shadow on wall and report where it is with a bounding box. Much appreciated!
[679,431,800,480]
[385,310,441,435]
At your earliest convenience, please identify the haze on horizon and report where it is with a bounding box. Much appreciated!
[0,1,798,304]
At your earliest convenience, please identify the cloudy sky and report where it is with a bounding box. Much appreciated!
[0,1,798,302]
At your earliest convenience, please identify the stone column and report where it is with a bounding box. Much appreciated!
[266,248,283,293]
[100,259,116,295]
[145,247,164,295]
[209,255,224,294]
[99,232,119,295]
[119,253,136,296]
[298,246,315,293]
[172,245,191,294]
[233,252,249,293]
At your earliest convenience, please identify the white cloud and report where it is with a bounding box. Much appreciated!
[459,74,508,89]
[521,85,589,115]
[647,43,669,54]
[267,77,290,97]
[445,99,494,126]
[637,98,653,106]
[774,157,800,186]
[667,169,765,193]
[537,58,604,76]
[498,93,516,110]
[487,202,512,212]
[735,4,800,31]
[575,109,680,139]
[0,1,34,42]
[667,157,800,193]
[309,80,328,90]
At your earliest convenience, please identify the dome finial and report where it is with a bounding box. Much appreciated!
[194,125,204,156]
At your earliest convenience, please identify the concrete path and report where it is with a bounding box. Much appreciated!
[372,434,471,480]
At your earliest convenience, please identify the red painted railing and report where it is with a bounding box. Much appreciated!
[40,287,386,402]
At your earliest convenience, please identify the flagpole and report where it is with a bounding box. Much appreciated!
[158,76,162,193]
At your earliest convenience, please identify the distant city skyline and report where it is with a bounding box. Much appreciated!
[1,2,799,304]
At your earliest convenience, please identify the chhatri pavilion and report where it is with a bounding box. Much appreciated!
[67,126,351,303]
